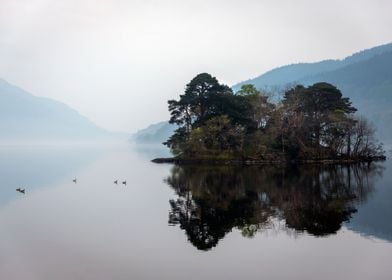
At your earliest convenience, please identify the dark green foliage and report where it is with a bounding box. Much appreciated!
[281,83,358,158]
[165,73,384,161]
[165,73,254,154]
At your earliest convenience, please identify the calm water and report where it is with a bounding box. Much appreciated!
[0,144,391,280]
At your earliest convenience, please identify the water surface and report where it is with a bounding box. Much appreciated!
[0,144,391,280]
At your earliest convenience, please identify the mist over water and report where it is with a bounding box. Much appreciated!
[0,144,391,280]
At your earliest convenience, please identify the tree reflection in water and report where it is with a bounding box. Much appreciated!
[165,163,383,251]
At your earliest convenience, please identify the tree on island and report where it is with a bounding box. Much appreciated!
[163,73,384,162]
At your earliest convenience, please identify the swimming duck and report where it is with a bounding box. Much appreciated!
[16,188,25,194]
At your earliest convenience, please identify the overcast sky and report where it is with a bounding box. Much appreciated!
[0,0,391,132]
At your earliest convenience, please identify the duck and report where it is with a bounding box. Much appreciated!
[122,180,127,185]
[16,188,25,194]
[73,178,77,183]
[114,180,118,184]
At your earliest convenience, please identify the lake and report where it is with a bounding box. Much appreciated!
[0,144,391,280]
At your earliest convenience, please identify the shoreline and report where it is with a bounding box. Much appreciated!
[151,156,387,166]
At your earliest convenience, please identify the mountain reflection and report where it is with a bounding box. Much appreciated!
[164,164,383,251]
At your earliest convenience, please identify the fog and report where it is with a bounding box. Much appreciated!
[0,0,391,132]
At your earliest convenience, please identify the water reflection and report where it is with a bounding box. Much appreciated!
[0,146,104,207]
[165,164,383,250]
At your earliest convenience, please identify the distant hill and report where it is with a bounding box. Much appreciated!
[131,121,176,144]
[0,78,115,142]
[301,51,392,142]
[135,43,392,145]
[232,43,392,92]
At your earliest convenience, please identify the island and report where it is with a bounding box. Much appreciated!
[153,73,386,165]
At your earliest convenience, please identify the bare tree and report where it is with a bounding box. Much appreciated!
[351,117,384,158]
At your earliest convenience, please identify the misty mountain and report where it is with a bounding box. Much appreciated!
[0,79,114,142]
[232,43,392,92]
[131,121,176,144]
[301,51,392,142]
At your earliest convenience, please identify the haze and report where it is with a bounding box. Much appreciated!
[0,0,391,132]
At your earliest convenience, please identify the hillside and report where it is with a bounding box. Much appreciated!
[232,43,392,92]
[131,121,176,144]
[0,79,113,142]
[300,51,392,142]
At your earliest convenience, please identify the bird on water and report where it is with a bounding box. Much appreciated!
[73,178,77,183]
[16,188,25,194]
